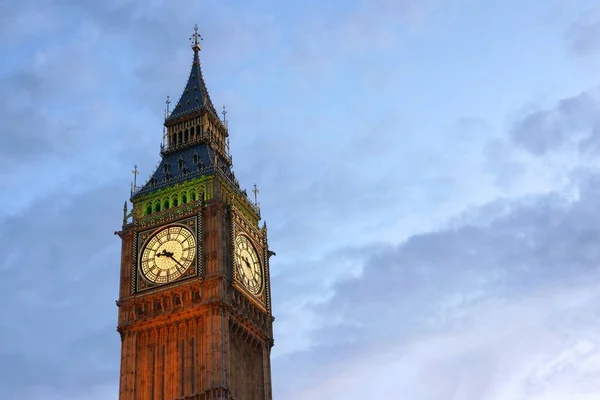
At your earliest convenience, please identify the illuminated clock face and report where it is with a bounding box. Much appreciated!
[140,225,196,284]
[234,235,262,295]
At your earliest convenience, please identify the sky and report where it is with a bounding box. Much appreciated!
[2,0,600,399]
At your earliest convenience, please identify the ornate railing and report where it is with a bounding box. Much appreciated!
[132,165,260,217]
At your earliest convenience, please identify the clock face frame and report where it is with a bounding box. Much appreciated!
[139,224,196,284]
[234,235,263,295]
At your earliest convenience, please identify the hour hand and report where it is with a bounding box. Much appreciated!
[156,249,173,258]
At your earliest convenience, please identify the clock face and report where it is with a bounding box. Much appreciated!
[140,225,196,284]
[234,235,262,295]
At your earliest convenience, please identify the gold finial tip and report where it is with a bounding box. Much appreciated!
[190,24,203,51]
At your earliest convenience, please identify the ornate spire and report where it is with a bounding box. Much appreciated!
[165,25,218,124]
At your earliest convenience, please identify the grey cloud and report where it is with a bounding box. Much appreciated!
[0,183,124,399]
[567,15,600,56]
[0,71,77,164]
[0,36,134,167]
[510,91,600,155]
[272,172,600,398]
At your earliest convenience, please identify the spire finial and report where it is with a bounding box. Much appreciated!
[130,164,140,197]
[190,24,202,52]
[253,183,260,205]
[222,105,228,127]
[163,96,170,147]
[132,164,139,187]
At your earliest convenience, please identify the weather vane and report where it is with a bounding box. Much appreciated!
[165,95,171,117]
[190,24,203,51]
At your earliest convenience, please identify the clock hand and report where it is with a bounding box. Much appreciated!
[166,253,186,271]
[156,249,174,258]
[242,257,253,274]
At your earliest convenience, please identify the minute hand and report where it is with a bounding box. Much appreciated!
[167,254,187,271]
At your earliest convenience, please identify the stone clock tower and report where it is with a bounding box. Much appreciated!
[115,26,274,400]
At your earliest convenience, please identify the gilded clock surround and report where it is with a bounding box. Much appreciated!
[231,207,269,310]
[140,224,197,284]
[234,234,263,295]
[134,215,201,293]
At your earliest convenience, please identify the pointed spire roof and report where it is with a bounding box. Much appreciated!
[165,25,219,124]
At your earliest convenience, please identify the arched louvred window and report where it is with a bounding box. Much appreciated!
[145,203,152,215]
[178,131,183,144]
[190,191,197,201]
[154,201,161,213]
[172,196,178,207]
[181,193,188,204]
[184,129,189,142]
[163,198,170,209]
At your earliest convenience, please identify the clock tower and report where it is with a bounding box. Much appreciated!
[115,26,274,400]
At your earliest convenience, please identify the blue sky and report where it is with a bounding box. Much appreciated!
[3,0,600,399]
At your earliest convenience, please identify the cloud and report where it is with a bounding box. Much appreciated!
[278,284,600,400]
[509,91,600,156]
[2,1,600,399]
[566,9,600,56]
[271,171,600,399]
[0,183,123,399]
